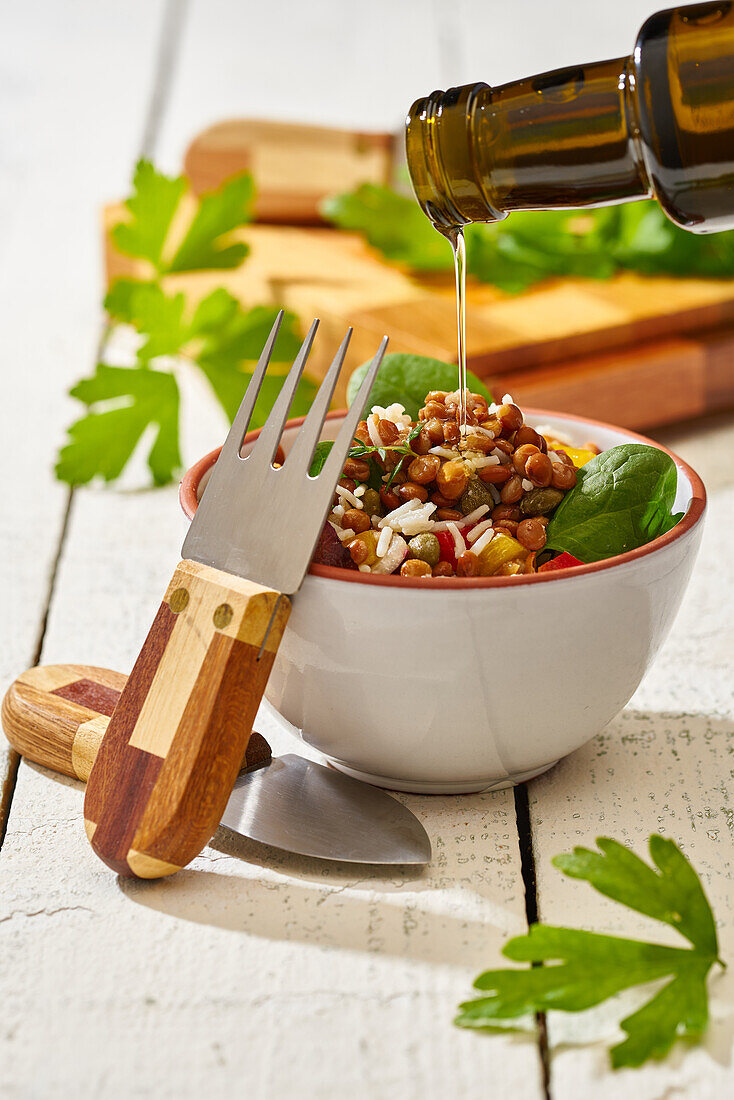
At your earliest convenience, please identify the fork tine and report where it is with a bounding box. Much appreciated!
[247,319,319,468]
[318,336,388,487]
[219,310,284,462]
[285,327,352,473]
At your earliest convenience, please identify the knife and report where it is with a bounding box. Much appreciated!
[2,665,431,865]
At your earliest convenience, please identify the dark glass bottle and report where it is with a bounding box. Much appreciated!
[406,1,734,234]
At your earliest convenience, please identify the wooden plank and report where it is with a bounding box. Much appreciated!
[184,119,395,223]
[527,418,734,1097]
[0,0,168,818]
[499,336,709,430]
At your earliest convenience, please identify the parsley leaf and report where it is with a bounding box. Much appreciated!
[106,280,308,424]
[323,184,734,293]
[105,280,187,362]
[58,162,310,488]
[322,184,450,271]
[110,160,253,275]
[111,160,186,272]
[55,364,180,485]
[456,835,724,1069]
[168,173,254,272]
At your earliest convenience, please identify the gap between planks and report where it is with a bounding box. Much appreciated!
[515,783,552,1100]
[0,491,73,852]
[0,0,190,853]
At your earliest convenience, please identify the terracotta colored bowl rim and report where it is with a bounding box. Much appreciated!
[179,407,706,590]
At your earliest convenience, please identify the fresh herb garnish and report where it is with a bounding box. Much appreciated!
[57,161,310,486]
[324,184,734,294]
[457,835,724,1069]
[545,444,684,563]
[55,364,180,486]
[308,423,424,488]
[347,353,492,420]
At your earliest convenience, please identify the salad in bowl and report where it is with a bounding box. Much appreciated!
[180,355,704,793]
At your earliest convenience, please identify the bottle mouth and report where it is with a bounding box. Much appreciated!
[405,84,504,232]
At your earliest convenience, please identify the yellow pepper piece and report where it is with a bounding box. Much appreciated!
[349,529,379,566]
[545,437,597,469]
[476,532,528,577]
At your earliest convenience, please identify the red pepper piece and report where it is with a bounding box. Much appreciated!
[538,551,584,573]
[435,522,482,569]
[435,529,459,569]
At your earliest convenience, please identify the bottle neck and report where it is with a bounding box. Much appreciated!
[406,59,652,230]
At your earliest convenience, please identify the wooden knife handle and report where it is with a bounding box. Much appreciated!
[82,560,290,879]
[1,664,272,783]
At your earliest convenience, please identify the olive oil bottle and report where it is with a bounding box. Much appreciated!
[406,2,734,235]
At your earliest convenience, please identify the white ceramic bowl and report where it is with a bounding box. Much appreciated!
[181,409,705,794]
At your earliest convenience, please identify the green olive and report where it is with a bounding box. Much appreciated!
[408,532,440,566]
[520,487,564,517]
[360,488,382,517]
[459,477,495,516]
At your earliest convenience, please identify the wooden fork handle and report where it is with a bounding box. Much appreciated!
[82,560,290,879]
[1,664,272,783]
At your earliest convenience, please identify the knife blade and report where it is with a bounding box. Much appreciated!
[1,665,431,865]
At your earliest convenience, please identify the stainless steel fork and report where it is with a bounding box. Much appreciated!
[82,315,387,879]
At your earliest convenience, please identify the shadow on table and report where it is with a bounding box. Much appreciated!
[119,844,516,968]
[118,786,527,968]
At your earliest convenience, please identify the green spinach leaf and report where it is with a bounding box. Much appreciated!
[347,353,492,419]
[545,444,683,563]
[308,440,333,477]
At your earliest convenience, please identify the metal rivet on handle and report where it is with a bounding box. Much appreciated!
[213,603,233,629]
[169,588,189,613]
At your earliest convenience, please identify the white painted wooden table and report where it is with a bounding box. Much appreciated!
[1,2,732,1097]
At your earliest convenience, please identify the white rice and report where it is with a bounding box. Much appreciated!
[428,446,458,459]
[447,521,466,558]
[461,504,490,525]
[372,534,408,574]
[332,504,345,519]
[354,485,366,498]
[502,393,515,405]
[335,485,363,509]
[533,423,572,444]
[335,527,356,542]
[473,455,500,468]
[521,478,534,492]
[378,501,418,530]
[358,564,372,573]
[376,525,393,558]
[471,527,496,556]
[367,415,384,448]
[393,502,438,535]
[467,519,493,543]
[461,424,495,438]
[400,514,437,536]
[370,402,412,429]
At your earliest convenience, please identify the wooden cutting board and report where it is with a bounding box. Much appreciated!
[103,119,734,429]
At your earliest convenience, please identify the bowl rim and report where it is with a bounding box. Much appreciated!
[179,406,706,590]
